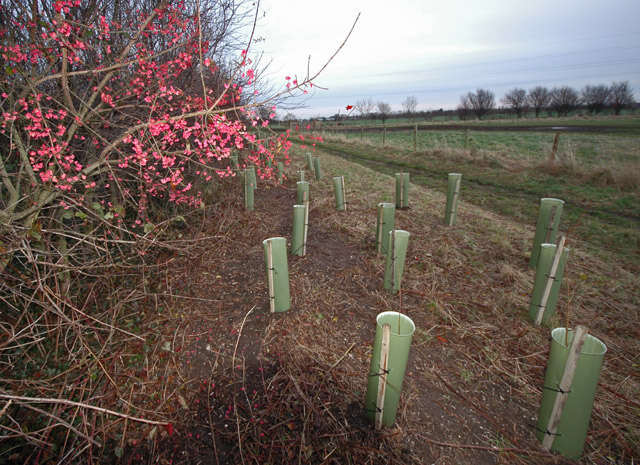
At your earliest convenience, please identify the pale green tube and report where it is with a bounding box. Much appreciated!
[313,157,322,180]
[536,328,606,459]
[246,166,257,191]
[305,152,314,172]
[333,176,346,211]
[530,198,564,268]
[529,243,570,326]
[365,312,415,427]
[296,181,309,204]
[376,203,395,255]
[244,169,254,211]
[298,170,305,182]
[291,205,305,256]
[395,173,409,209]
[277,161,285,184]
[262,237,291,312]
[445,173,462,226]
[383,230,410,293]
[230,154,239,170]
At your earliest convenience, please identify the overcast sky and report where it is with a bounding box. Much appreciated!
[251,0,640,118]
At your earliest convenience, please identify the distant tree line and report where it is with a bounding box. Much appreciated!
[457,82,635,120]
[279,81,635,124]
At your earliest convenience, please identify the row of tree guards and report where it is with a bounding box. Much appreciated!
[237,150,605,459]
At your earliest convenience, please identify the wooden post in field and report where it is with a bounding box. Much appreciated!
[550,133,561,161]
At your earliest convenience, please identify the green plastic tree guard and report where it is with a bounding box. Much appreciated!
[246,166,257,191]
[530,198,564,268]
[445,173,462,226]
[376,203,395,255]
[529,241,570,326]
[230,154,239,170]
[296,181,309,205]
[244,169,254,211]
[291,205,306,257]
[333,176,346,211]
[313,157,322,181]
[365,311,416,428]
[305,153,314,172]
[277,162,285,184]
[262,237,291,313]
[395,173,409,209]
[298,170,305,182]
[536,327,606,459]
[383,230,410,293]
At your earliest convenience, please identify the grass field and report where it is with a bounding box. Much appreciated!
[298,128,640,270]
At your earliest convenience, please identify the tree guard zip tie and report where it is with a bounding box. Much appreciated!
[383,230,410,293]
[376,203,395,256]
[296,181,309,205]
[365,312,415,428]
[313,157,322,181]
[291,205,306,257]
[277,161,285,184]
[445,173,462,226]
[262,237,291,313]
[244,169,254,211]
[528,241,569,326]
[395,173,409,209]
[532,236,568,326]
[530,198,564,268]
[536,327,606,459]
[333,176,346,211]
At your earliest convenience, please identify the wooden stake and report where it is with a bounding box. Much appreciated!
[266,240,275,313]
[377,207,384,255]
[542,325,588,451]
[535,235,566,326]
[550,133,560,161]
[375,323,391,430]
[391,230,396,290]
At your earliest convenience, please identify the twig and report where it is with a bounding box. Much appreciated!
[232,306,256,372]
[419,435,555,457]
[0,393,169,426]
[327,342,356,371]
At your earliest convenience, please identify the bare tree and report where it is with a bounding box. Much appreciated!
[582,84,610,114]
[355,97,375,118]
[609,81,635,115]
[377,101,392,124]
[457,94,472,120]
[550,86,580,116]
[402,96,418,116]
[502,88,528,118]
[467,89,495,119]
[528,86,551,117]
